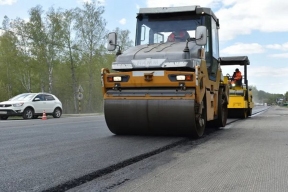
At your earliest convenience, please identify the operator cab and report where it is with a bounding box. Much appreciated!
[135,6,220,81]
[220,56,250,90]
[108,6,220,81]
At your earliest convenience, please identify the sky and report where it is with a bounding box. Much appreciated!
[1,0,288,94]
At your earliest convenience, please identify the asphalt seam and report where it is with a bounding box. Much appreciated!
[42,139,189,192]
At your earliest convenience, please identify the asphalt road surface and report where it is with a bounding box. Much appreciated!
[0,106,271,192]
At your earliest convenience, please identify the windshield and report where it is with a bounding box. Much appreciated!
[9,93,36,101]
[136,13,204,45]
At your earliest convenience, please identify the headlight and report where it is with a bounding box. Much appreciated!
[176,75,193,81]
[231,83,236,87]
[176,75,185,81]
[113,76,122,82]
[13,103,24,107]
[107,76,122,82]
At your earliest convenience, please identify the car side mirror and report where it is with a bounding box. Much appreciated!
[34,98,40,101]
[195,26,207,46]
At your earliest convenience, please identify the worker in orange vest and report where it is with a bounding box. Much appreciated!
[231,68,242,86]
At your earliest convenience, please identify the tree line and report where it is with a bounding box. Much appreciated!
[0,1,133,113]
[249,86,287,105]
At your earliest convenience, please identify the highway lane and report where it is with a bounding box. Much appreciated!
[0,116,185,192]
[70,106,288,192]
[0,106,268,192]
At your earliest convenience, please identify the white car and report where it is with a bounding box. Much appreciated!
[0,93,63,120]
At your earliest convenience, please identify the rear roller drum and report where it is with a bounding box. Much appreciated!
[207,88,227,128]
[193,100,207,138]
[208,88,228,128]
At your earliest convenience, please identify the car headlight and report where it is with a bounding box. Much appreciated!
[231,83,236,87]
[13,103,24,107]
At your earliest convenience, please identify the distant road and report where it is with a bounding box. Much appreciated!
[0,106,269,192]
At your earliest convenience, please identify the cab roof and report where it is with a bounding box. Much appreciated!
[220,56,250,66]
[138,6,219,25]
[139,6,199,14]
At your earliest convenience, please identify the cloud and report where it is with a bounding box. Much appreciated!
[0,0,17,5]
[146,0,215,7]
[216,0,288,41]
[119,18,126,25]
[145,0,288,41]
[248,66,288,77]
[266,44,282,50]
[269,53,288,58]
[221,43,265,55]
[266,42,288,51]
[230,42,288,57]
[265,42,288,58]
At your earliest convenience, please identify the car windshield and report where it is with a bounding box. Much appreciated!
[9,93,36,101]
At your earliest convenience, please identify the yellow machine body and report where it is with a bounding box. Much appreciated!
[101,59,229,137]
[101,6,231,137]
[227,85,254,118]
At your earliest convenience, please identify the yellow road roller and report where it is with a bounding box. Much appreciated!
[220,56,254,118]
[101,6,230,137]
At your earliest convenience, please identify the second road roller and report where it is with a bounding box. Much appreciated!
[220,56,254,118]
[101,5,231,137]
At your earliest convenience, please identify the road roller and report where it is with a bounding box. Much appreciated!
[220,56,254,118]
[101,6,230,137]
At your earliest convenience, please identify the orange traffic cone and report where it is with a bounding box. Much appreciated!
[42,110,47,120]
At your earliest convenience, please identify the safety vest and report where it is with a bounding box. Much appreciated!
[234,71,242,80]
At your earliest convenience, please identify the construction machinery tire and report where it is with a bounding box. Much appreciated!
[247,108,252,116]
[104,99,206,138]
[207,88,227,128]
[242,109,248,119]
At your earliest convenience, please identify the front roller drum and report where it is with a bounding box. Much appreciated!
[104,99,206,137]
[228,109,248,119]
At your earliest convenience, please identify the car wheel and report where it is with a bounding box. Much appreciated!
[0,116,8,120]
[22,108,34,119]
[53,108,62,118]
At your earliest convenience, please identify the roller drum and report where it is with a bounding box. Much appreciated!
[104,99,198,136]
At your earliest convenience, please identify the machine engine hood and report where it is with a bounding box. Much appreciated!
[112,42,202,70]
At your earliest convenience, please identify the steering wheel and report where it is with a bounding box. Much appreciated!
[226,73,233,81]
